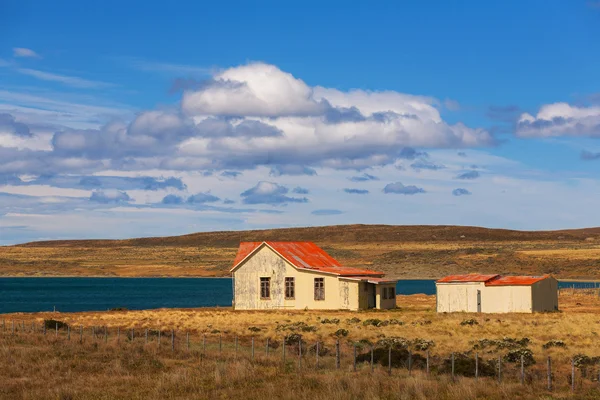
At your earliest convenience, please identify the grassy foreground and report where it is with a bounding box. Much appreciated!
[4,224,600,278]
[3,292,600,399]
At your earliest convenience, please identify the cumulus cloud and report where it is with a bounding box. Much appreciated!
[452,188,472,196]
[457,151,467,157]
[161,194,184,205]
[383,182,425,195]
[292,187,309,194]
[455,170,480,180]
[311,209,343,216]
[349,173,378,182]
[581,150,600,160]
[0,113,32,137]
[269,165,317,176]
[343,188,369,194]
[220,171,242,178]
[187,192,220,203]
[89,190,131,203]
[240,181,308,205]
[516,103,600,137]
[13,48,40,58]
[410,159,445,171]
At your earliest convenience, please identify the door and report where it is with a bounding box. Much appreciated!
[367,284,376,308]
[477,290,482,313]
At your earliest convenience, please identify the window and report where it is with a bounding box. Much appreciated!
[382,287,388,300]
[388,287,395,299]
[260,277,270,299]
[285,277,295,299]
[314,278,325,301]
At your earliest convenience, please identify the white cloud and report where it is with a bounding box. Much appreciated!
[517,102,600,137]
[16,68,114,89]
[13,48,41,58]
[124,57,211,76]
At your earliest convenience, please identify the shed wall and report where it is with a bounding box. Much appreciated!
[481,285,532,313]
[436,282,484,312]
[531,278,558,312]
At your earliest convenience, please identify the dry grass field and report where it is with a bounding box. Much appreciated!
[3,224,600,279]
[3,292,600,399]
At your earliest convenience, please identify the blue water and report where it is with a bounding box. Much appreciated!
[0,278,597,313]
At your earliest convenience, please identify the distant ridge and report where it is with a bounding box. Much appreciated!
[16,224,600,248]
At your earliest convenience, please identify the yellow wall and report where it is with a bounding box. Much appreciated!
[233,245,360,310]
[436,282,485,312]
[376,284,397,310]
[481,285,532,313]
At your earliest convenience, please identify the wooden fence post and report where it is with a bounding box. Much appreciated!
[117,327,120,344]
[131,328,134,342]
[2,319,4,332]
[298,337,301,369]
[186,332,189,351]
[371,346,374,373]
[158,330,161,347]
[572,358,575,393]
[43,322,46,336]
[104,327,107,344]
[451,352,455,382]
[171,330,175,352]
[202,334,206,355]
[12,320,14,335]
[426,350,430,377]
[336,339,341,370]
[388,347,392,376]
[316,342,320,369]
[67,325,70,341]
[145,329,148,344]
[475,352,478,381]
[353,343,357,372]
[92,326,95,340]
[55,323,58,337]
[547,356,552,391]
[498,355,502,383]
[266,338,270,358]
[520,354,525,385]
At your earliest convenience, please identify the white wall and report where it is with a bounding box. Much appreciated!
[481,285,532,313]
[436,282,485,312]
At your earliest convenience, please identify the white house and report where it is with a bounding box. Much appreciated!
[436,274,558,313]
[230,241,398,310]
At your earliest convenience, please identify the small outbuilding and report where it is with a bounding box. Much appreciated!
[231,241,398,310]
[436,274,558,313]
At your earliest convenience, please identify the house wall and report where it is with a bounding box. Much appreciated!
[481,285,532,313]
[233,245,359,310]
[531,277,559,312]
[357,282,371,310]
[436,282,485,312]
[377,284,397,310]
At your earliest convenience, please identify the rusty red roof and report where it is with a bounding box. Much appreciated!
[231,241,384,277]
[485,275,550,286]
[436,274,500,283]
[348,276,398,284]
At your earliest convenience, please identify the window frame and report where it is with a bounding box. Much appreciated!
[285,277,295,300]
[260,277,271,300]
[314,277,325,301]
[388,287,395,299]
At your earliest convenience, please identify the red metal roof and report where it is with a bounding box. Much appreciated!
[485,275,550,286]
[348,276,398,284]
[436,274,500,283]
[231,241,384,277]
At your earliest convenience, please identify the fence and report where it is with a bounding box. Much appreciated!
[1,318,598,394]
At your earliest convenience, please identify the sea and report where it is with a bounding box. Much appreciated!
[0,277,597,313]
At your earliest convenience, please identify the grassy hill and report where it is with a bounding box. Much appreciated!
[3,224,600,278]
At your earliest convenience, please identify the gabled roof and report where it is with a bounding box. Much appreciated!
[231,241,384,277]
[436,274,500,283]
[485,275,550,286]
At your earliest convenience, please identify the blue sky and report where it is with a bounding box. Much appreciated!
[1,0,600,244]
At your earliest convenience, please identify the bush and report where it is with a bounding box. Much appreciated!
[356,348,427,369]
[334,329,349,337]
[44,319,68,330]
[248,326,262,332]
[109,307,128,311]
[542,340,566,349]
[320,318,340,324]
[276,322,317,332]
[438,353,496,377]
[472,337,530,351]
[504,348,535,366]
[460,319,479,326]
[346,317,361,324]
[307,342,329,356]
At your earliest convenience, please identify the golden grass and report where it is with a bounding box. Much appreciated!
[3,292,600,399]
[4,224,600,278]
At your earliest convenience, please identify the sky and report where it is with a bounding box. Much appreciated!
[1,0,600,245]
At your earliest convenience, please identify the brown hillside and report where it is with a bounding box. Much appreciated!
[3,224,600,279]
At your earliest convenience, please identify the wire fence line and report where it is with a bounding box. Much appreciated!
[1,318,599,393]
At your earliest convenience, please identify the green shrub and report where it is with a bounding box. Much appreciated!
[334,329,349,337]
[44,319,68,330]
